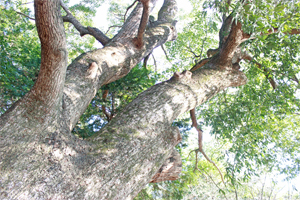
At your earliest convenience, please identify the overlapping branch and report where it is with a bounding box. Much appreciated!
[133,0,150,48]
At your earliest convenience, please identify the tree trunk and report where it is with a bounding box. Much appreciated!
[0,0,248,199]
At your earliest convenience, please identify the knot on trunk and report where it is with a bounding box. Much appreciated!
[171,70,192,82]
[150,148,182,183]
[86,62,99,79]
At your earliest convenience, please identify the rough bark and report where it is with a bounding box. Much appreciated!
[150,148,182,183]
[0,0,249,199]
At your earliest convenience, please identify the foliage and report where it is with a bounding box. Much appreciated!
[164,1,219,76]
[0,1,40,113]
[62,0,102,62]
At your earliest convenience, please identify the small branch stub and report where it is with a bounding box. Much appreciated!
[171,70,192,81]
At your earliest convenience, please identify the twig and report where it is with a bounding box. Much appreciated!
[186,45,201,58]
[16,11,35,20]
[143,52,152,69]
[105,25,122,35]
[161,44,171,61]
[190,109,226,186]
[124,0,138,23]
[151,54,157,72]
[198,164,229,200]
[193,150,208,180]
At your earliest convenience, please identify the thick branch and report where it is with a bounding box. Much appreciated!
[32,0,67,107]
[62,0,178,130]
[217,21,250,66]
[111,0,158,41]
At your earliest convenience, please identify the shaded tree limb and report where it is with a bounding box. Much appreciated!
[60,0,110,46]
[161,44,173,66]
[111,92,116,118]
[217,21,251,66]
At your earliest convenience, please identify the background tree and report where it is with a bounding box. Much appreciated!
[0,0,299,199]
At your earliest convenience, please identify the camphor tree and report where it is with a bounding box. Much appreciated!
[0,0,300,199]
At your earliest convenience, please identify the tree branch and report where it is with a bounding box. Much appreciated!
[124,0,138,23]
[243,54,277,89]
[161,44,171,62]
[143,51,152,68]
[190,58,211,71]
[152,53,157,72]
[102,90,112,121]
[133,0,150,49]
[60,0,110,46]
[217,21,250,66]
[16,11,35,20]
[190,109,225,186]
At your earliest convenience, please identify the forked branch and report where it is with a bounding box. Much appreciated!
[189,109,226,186]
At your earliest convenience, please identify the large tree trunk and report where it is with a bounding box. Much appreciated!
[0,0,248,199]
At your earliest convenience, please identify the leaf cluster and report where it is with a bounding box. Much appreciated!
[0,1,40,113]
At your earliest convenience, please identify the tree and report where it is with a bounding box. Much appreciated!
[0,0,299,199]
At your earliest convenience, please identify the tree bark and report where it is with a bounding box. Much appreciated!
[0,0,248,199]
